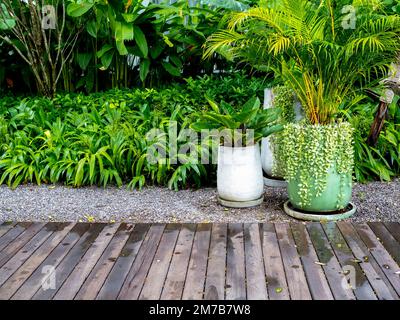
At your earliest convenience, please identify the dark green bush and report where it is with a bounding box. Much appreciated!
[345,97,400,182]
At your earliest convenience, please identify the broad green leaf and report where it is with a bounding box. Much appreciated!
[161,61,180,77]
[76,53,92,71]
[133,25,148,57]
[67,3,93,17]
[234,108,259,124]
[259,124,284,138]
[122,13,137,23]
[0,4,15,30]
[100,50,114,69]
[86,20,97,38]
[169,55,183,68]
[190,121,220,132]
[242,96,260,112]
[140,59,150,82]
[114,21,134,41]
[202,113,239,129]
[220,101,235,114]
[114,21,133,55]
[116,40,128,55]
[89,154,96,182]
[205,96,220,113]
[97,44,113,58]
[150,42,165,59]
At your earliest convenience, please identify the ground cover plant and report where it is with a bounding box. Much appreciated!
[0,0,398,193]
[0,74,269,190]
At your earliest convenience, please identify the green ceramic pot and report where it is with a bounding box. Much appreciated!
[287,166,352,213]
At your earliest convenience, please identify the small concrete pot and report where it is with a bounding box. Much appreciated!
[217,144,264,207]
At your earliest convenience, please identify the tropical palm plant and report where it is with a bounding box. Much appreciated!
[204,0,400,125]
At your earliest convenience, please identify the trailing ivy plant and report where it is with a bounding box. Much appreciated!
[270,85,296,177]
[280,122,354,208]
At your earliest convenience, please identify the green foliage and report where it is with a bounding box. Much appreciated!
[280,122,354,208]
[63,0,242,91]
[344,96,400,182]
[270,85,297,177]
[382,0,400,14]
[272,85,296,124]
[205,0,400,125]
[0,74,266,190]
[0,3,15,30]
[190,96,283,146]
[1,0,249,94]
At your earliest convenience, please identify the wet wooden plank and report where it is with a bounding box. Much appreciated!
[244,224,268,300]
[118,224,166,300]
[307,223,355,300]
[32,223,105,300]
[275,223,311,300]
[140,224,181,300]
[96,224,150,300]
[53,223,121,300]
[0,223,32,251]
[368,222,400,265]
[291,223,334,300]
[384,222,400,244]
[0,222,17,239]
[0,223,74,300]
[337,221,398,300]
[161,224,196,300]
[322,222,377,300]
[204,224,227,300]
[353,223,400,297]
[262,223,289,300]
[11,223,90,300]
[0,223,45,268]
[75,224,134,300]
[225,223,246,300]
[181,224,211,300]
[0,223,60,287]
[1,221,397,301]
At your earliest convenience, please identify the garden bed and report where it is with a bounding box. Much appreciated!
[0,179,398,223]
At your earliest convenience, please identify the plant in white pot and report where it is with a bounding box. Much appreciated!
[191,96,282,208]
[205,0,400,219]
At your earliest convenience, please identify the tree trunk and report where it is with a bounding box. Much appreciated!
[367,61,400,146]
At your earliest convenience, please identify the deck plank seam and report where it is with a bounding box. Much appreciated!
[152,224,182,300]
[116,223,158,300]
[273,223,291,300]
[70,223,124,300]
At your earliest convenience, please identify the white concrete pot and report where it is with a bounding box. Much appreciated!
[261,88,304,178]
[261,88,276,177]
[217,144,264,203]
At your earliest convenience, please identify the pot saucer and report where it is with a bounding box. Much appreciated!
[283,201,356,221]
[218,196,264,208]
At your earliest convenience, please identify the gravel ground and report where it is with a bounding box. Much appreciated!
[0,179,398,223]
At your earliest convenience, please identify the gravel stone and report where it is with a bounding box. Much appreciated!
[0,179,398,223]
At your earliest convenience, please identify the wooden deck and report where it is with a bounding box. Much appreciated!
[0,222,399,300]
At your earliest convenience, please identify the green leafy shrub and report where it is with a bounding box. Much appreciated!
[190,96,283,145]
[0,74,267,190]
[345,97,400,182]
